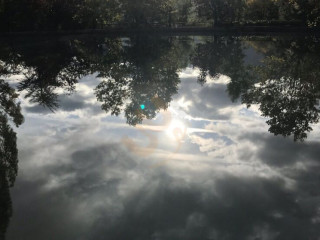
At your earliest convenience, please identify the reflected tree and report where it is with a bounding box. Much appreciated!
[0,39,96,110]
[242,39,320,141]
[95,36,191,125]
[191,36,320,141]
[19,41,92,110]
[0,36,192,122]
[191,36,254,101]
[0,79,24,239]
[0,79,24,127]
[2,35,320,141]
[0,168,12,240]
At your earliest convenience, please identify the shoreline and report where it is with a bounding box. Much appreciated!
[0,26,319,37]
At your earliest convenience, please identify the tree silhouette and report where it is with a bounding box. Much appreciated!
[0,80,24,240]
[242,39,320,141]
[191,36,320,141]
[0,168,12,240]
[191,36,254,101]
[95,36,191,125]
[0,80,24,127]
[0,39,96,111]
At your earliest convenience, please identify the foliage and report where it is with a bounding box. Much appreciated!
[0,35,192,125]
[245,0,279,21]
[0,79,24,240]
[75,0,122,28]
[190,36,320,141]
[0,0,319,31]
[241,38,320,141]
[0,80,24,127]
[95,36,190,125]
[275,0,320,26]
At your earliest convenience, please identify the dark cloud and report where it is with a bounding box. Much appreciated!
[58,95,86,111]
[24,92,103,115]
[90,175,319,240]
[246,134,320,167]
[24,105,53,114]
[7,142,320,240]
[8,144,136,240]
[58,94,103,115]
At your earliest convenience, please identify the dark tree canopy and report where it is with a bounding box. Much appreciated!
[95,36,191,125]
[0,36,191,125]
[0,79,24,239]
[0,0,319,31]
[0,39,95,110]
[190,36,320,141]
[242,39,320,141]
[191,36,254,101]
[0,169,12,240]
[0,80,24,127]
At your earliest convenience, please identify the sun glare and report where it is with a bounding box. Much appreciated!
[165,119,187,141]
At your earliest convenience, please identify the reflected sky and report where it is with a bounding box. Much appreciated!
[1,35,320,240]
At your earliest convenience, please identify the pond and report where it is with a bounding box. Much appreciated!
[1,34,320,240]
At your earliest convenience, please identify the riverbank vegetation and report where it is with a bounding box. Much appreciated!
[0,0,319,32]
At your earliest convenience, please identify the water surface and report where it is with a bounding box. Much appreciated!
[1,35,320,240]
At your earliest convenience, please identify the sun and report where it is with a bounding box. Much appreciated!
[165,119,187,141]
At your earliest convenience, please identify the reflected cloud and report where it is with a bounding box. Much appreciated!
[8,141,320,239]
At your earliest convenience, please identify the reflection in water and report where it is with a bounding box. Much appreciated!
[191,36,255,103]
[1,36,320,139]
[0,40,93,111]
[191,36,320,141]
[1,34,320,239]
[0,80,24,239]
[95,36,190,125]
[241,39,320,141]
[191,36,252,91]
